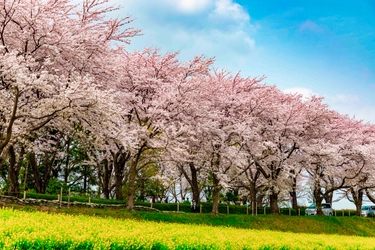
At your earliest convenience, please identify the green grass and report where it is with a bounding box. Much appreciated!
[25,192,128,204]
[11,204,375,238]
[133,211,375,237]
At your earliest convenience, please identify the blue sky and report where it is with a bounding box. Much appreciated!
[120,0,375,123]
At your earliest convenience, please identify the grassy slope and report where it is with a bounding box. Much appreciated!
[3,209,375,250]
[13,205,375,238]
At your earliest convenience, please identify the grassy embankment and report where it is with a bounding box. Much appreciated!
[9,203,375,238]
[1,208,375,249]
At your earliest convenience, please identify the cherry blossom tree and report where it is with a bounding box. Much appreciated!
[238,87,306,214]
[303,107,370,215]
[186,70,266,214]
[100,48,214,210]
[342,124,375,215]
[0,0,139,196]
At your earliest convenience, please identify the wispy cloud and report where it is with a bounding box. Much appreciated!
[283,87,316,99]
[328,103,375,123]
[163,0,213,14]
[299,20,323,33]
[329,94,359,103]
[122,0,257,71]
[173,28,255,57]
[283,88,373,122]
[209,0,250,23]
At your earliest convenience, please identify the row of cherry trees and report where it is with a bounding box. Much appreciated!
[1,0,375,215]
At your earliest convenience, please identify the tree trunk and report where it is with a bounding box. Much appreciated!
[179,179,187,201]
[269,189,279,215]
[0,158,4,171]
[0,87,19,160]
[29,151,56,194]
[211,174,221,215]
[179,163,201,203]
[64,138,71,184]
[290,190,298,210]
[323,192,334,205]
[263,161,280,215]
[126,146,143,211]
[7,146,24,197]
[113,150,128,200]
[113,160,123,200]
[315,198,324,216]
[366,189,375,203]
[189,163,201,203]
[100,159,112,199]
[256,192,265,207]
[41,153,56,194]
[83,165,87,194]
[29,152,41,193]
[350,188,363,216]
[125,162,136,211]
[290,175,298,209]
[314,185,324,216]
[249,180,257,210]
[355,199,362,216]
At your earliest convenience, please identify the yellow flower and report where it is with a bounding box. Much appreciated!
[0,208,374,249]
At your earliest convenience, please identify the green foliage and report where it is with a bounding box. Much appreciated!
[141,202,192,212]
[142,202,322,217]
[20,193,356,218]
[333,209,357,217]
[225,190,239,202]
[137,202,286,215]
[134,163,166,202]
[26,192,60,200]
[45,178,64,194]
[25,192,127,204]
[0,181,9,195]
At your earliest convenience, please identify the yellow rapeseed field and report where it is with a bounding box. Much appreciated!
[0,208,374,249]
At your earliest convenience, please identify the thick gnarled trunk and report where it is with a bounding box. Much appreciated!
[249,180,257,210]
[125,162,136,211]
[180,162,201,203]
[99,159,113,199]
[313,184,325,216]
[211,174,221,215]
[113,153,127,200]
[290,174,298,210]
[126,145,144,211]
[269,189,279,215]
[349,188,363,216]
[7,145,25,197]
[189,163,201,203]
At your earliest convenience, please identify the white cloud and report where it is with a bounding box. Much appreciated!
[173,28,255,60]
[330,94,359,103]
[328,103,375,123]
[163,0,213,14]
[298,20,323,33]
[282,89,374,122]
[209,0,250,23]
[283,87,316,99]
[121,0,256,77]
